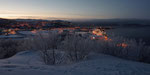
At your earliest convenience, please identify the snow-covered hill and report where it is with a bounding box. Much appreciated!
[0,51,150,75]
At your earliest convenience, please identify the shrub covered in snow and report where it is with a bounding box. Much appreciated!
[29,32,94,64]
[28,32,150,64]
[94,35,150,63]
[61,34,93,62]
[30,32,62,65]
[0,39,22,59]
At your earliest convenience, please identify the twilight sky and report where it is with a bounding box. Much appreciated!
[0,0,150,20]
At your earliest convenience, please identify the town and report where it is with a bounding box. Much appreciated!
[0,18,111,41]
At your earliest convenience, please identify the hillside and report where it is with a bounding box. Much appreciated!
[0,51,150,75]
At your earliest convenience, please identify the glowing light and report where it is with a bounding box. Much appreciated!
[9,30,16,34]
[31,29,37,34]
[3,29,17,35]
[117,43,128,48]
[92,37,96,40]
[104,36,108,40]
[92,29,103,36]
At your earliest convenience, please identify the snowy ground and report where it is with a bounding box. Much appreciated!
[0,35,24,38]
[0,51,150,75]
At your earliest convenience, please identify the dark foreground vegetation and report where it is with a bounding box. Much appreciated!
[0,32,150,65]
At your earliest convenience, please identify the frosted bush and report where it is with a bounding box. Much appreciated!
[95,34,150,62]
[0,39,21,59]
[31,32,62,65]
[61,34,93,62]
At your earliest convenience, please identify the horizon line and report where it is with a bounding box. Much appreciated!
[0,16,150,21]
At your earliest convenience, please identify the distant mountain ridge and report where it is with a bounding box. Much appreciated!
[0,18,150,27]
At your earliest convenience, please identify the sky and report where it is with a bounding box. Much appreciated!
[0,0,150,20]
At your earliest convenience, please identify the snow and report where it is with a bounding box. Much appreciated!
[18,31,51,36]
[0,35,24,38]
[18,31,36,35]
[0,51,150,75]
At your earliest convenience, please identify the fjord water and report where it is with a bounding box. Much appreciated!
[106,26,150,45]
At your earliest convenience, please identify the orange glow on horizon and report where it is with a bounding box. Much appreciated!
[0,13,102,20]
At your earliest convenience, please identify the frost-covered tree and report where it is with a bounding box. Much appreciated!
[94,34,150,62]
[61,34,93,62]
[31,32,61,65]
[0,39,21,59]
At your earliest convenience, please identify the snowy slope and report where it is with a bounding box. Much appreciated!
[0,51,150,75]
